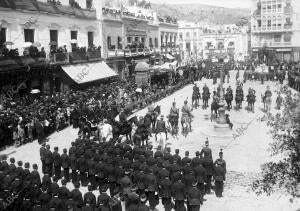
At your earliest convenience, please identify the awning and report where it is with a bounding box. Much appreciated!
[61,61,117,84]
[165,54,175,60]
[276,48,292,52]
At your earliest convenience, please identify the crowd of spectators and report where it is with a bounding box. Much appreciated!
[0,45,46,58]
[0,74,190,149]
[102,7,154,21]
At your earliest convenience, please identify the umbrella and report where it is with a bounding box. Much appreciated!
[22,42,32,48]
[136,88,142,93]
[70,39,78,44]
[4,41,14,45]
[49,41,57,46]
[32,42,41,47]
[30,89,40,94]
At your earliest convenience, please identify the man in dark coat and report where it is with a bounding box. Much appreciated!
[187,180,202,211]
[171,178,186,211]
[159,175,173,211]
[213,161,226,197]
[61,148,70,181]
[44,145,53,176]
[84,185,96,209]
[193,163,207,199]
[145,169,158,210]
[52,147,61,178]
[71,181,83,208]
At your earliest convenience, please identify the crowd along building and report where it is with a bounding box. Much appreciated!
[251,0,300,62]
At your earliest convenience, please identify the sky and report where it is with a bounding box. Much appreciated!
[149,0,252,9]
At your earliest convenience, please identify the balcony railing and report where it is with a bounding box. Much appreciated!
[50,49,102,65]
[252,41,292,48]
[107,48,154,58]
[50,52,70,65]
[252,24,292,33]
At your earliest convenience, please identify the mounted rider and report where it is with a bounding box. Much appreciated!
[181,99,193,130]
[202,83,211,109]
[169,101,179,127]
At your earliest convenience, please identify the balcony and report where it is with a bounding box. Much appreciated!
[252,25,292,33]
[49,48,102,65]
[252,41,292,48]
[50,52,70,65]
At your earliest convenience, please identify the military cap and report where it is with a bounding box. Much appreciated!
[17,161,23,166]
[131,184,137,192]
[63,148,67,153]
[24,162,30,168]
[175,149,179,153]
[195,151,200,156]
[46,145,50,149]
[100,185,108,192]
[185,151,189,156]
[88,185,93,191]
[54,147,59,151]
[33,164,38,170]
[10,157,15,163]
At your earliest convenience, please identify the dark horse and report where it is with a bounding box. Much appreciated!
[211,100,222,122]
[111,116,138,142]
[144,105,161,130]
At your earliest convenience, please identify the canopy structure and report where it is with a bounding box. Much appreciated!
[165,54,175,60]
[61,61,117,84]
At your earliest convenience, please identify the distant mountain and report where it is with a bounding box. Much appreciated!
[151,3,251,25]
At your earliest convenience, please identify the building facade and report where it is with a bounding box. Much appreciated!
[178,22,249,62]
[101,4,179,76]
[0,0,106,94]
[251,0,300,62]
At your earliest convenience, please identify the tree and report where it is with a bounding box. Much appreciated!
[252,86,300,199]
[236,16,249,27]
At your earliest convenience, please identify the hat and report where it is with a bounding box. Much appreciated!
[131,184,138,192]
[205,140,209,146]
[61,179,67,186]
[24,163,30,168]
[100,185,108,192]
[195,151,200,156]
[17,161,23,166]
[192,179,198,187]
[175,149,179,153]
[33,164,38,170]
[10,158,15,163]
[185,151,189,156]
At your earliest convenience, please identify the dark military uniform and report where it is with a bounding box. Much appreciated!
[61,150,70,181]
[171,179,186,211]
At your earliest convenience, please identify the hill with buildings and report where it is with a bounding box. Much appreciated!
[151,3,251,25]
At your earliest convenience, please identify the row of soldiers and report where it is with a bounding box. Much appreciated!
[36,137,226,211]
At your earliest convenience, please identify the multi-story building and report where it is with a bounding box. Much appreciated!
[0,0,114,94]
[102,3,179,77]
[178,22,249,63]
[251,0,300,62]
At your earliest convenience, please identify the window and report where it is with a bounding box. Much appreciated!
[88,32,94,47]
[217,42,224,50]
[274,34,281,42]
[193,32,197,38]
[186,42,191,51]
[154,38,158,47]
[186,32,190,38]
[127,37,132,44]
[24,29,34,43]
[50,30,58,49]
[267,19,272,27]
[141,37,145,44]
[257,19,262,27]
[107,36,111,48]
[86,0,93,9]
[71,31,77,40]
[117,36,122,49]
[0,28,6,48]
[149,38,153,47]
[284,34,291,43]
[179,33,183,40]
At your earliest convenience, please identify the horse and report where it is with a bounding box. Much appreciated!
[167,114,179,136]
[192,89,201,109]
[210,100,221,121]
[111,116,138,143]
[144,105,161,130]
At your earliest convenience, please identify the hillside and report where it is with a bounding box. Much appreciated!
[151,3,251,25]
